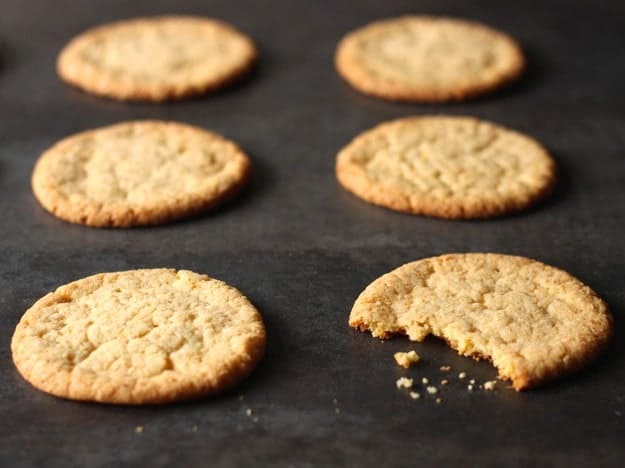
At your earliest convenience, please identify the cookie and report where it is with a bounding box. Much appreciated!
[349,254,613,390]
[336,116,555,219]
[11,269,266,404]
[32,120,251,227]
[335,16,524,102]
[57,16,257,101]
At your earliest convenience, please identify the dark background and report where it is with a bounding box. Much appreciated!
[1,0,624,466]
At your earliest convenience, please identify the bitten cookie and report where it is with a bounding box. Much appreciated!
[335,16,524,102]
[32,120,251,227]
[11,269,266,404]
[57,16,257,101]
[349,254,613,390]
[336,116,555,219]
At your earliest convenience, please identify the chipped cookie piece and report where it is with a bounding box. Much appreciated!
[396,377,414,389]
[336,116,556,219]
[11,269,266,404]
[58,16,257,101]
[349,253,613,390]
[484,381,497,391]
[32,121,251,227]
[394,350,420,368]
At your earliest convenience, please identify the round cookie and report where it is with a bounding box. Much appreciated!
[335,16,524,102]
[57,16,257,101]
[336,116,556,219]
[32,120,252,227]
[11,269,266,404]
[349,254,613,390]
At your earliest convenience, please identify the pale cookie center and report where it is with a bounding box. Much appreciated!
[52,129,233,205]
[358,24,505,86]
[80,26,244,82]
[32,274,250,379]
[351,121,546,200]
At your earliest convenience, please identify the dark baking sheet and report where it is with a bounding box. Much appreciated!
[1,0,624,466]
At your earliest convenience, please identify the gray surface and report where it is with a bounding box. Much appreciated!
[1,0,624,466]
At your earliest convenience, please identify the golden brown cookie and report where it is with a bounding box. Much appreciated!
[57,16,257,101]
[32,120,251,227]
[349,254,613,390]
[336,116,555,219]
[11,269,266,404]
[335,16,524,102]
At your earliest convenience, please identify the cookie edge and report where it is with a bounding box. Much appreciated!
[335,15,526,103]
[57,15,258,102]
[335,115,557,219]
[31,120,253,228]
[348,253,614,390]
[11,268,267,404]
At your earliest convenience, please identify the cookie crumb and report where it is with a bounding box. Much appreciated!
[191,425,198,432]
[396,377,414,389]
[436,398,442,404]
[252,417,259,423]
[409,392,421,400]
[421,377,429,385]
[458,372,467,379]
[335,407,341,414]
[469,379,476,385]
[441,379,449,385]
[394,351,420,368]
[245,408,253,416]
[484,381,497,391]
[426,386,438,395]
[333,398,338,405]
[135,426,144,434]
[467,384,474,391]
[440,365,451,372]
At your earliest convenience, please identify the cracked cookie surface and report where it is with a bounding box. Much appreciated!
[336,116,555,219]
[11,269,266,404]
[32,120,251,227]
[335,16,524,102]
[349,254,613,390]
[57,16,257,101]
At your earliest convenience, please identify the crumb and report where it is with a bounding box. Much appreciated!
[335,407,341,414]
[441,379,448,385]
[484,381,497,391]
[239,395,244,400]
[396,377,414,389]
[426,386,438,395]
[469,379,476,385]
[467,385,474,391]
[135,426,144,434]
[458,372,467,379]
[409,392,421,400]
[394,351,420,368]
[421,377,429,385]
[191,425,198,432]
[252,417,259,423]
[436,398,442,404]
[440,366,451,372]
[332,398,338,405]
[245,408,253,416]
